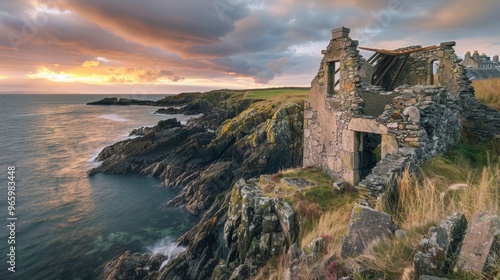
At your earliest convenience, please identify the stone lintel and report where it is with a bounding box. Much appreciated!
[348,118,388,135]
[440,41,456,47]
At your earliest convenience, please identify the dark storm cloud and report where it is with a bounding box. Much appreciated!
[60,0,250,57]
[1,0,500,89]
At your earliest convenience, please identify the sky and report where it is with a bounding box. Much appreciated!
[1,0,499,94]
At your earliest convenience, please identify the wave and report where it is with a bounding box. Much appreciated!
[98,114,129,122]
[146,237,186,270]
[13,113,52,117]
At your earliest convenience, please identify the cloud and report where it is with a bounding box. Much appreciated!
[1,0,500,93]
[27,66,184,84]
[82,60,99,67]
[58,0,250,57]
[268,58,289,74]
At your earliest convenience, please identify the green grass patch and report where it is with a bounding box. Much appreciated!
[280,167,357,211]
[421,140,499,183]
[244,88,309,99]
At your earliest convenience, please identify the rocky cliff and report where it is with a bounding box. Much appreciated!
[89,91,303,215]
[92,90,305,279]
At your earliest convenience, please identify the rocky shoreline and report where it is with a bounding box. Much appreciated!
[88,90,305,279]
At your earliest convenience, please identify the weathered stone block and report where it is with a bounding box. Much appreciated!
[413,213,467,276]
[455,212,500,273]
[271,232,286,255]
[342,168,360,186]
[282,178,314,189]
[342,151,360,170]
[381,134,398,158]
[305,237,326,255]
[275,201,297,243]
[341,205,398,257]
[403,106,421,123]
[262,213,279,233]
[342,130,358,152]
[254,197,273,215]
[260,233,272,256]
[332,26,350,40]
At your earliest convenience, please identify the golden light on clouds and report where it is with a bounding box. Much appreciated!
[0,76,7,80]
[82,60,100,68]
[26,66,184,85]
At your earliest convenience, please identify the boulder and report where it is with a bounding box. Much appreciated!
[282,177,314,189]
[341,205,398,258]
[102,251,151,280]
[455,212,500,273]
[413,213,467,276]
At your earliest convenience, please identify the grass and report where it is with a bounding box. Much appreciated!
[244,87,310,100]
[353,140,500,279]
[472,78,500,110]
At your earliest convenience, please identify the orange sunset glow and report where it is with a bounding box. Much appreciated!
[1,0,500,94]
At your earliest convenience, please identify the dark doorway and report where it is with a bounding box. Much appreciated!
[359,133,382,180]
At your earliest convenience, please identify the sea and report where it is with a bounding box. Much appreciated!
[0,94,199,280]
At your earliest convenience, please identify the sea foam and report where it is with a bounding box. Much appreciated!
[99,114,129,122]
[146,237,186,270]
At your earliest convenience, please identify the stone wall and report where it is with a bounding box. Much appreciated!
[303,26,365,184]
[381,42,464,93]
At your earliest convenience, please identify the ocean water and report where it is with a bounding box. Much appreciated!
[0,94,198,280]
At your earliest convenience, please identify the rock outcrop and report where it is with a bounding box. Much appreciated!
[153,179,298,280]
[87,97,156,106]
[341,205,398,258]
[101,251,166,280]
[414,213,467,277]
[89,91,303,215]
[455,212,500,273]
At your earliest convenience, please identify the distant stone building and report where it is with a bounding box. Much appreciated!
[462,50,499,69]
[462,50,500,80]
[303,27,500,206]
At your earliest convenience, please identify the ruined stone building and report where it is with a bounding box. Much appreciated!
[303,27,500,206]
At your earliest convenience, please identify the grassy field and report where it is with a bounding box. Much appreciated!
[472,78,500,110]
[244,87,309,99]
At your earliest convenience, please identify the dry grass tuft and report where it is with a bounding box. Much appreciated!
[300,208,351,253]
[472,78,500,110]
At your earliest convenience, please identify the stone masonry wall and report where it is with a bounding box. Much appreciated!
[356,85,461,206]
[303,27,365,184]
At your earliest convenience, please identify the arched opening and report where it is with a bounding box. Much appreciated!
[430,59,440,85]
